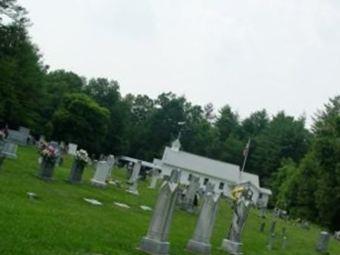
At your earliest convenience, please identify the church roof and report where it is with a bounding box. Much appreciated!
[162,147,240,183]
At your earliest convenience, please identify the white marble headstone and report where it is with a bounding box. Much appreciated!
[7,130,28,145]
[148,168,160,189]
[106,155,115,181]
[68,143,78,155]
[2,142,18,159]
[91,161,110,187]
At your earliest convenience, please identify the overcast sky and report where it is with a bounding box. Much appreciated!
[19,0,340,124]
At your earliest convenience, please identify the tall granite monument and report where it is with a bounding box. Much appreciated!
[139,169,181,255]
[187,182,220,254]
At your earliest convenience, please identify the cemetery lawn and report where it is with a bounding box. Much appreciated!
[0,146,340,255]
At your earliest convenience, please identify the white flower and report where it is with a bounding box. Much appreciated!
[75,149,89,164]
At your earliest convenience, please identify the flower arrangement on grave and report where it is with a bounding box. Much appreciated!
[37,141,59,180]
[39,144,57,163]
[74,149,90,166]
[68,149,89,183]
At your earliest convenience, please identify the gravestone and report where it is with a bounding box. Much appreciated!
[1,142,18,159]
[37,143,58,180]
[316,231,330,253]
[181,175,200,213]
[149,168,161,189]
[186,183,220,255]
[7,127,30,145]
[128,161,142,184]
[139,169,181,255]
[68,160,86,184]
[126,162,134,179]
[38,157,56,181]
[68,143,78,155]
[91,161,110,187]
[267,221,277,250]
[335,231,340,241]
[127,181,139,195]
[270,221,277,234]
[49,141,61,166]
[106,155,115,181]
[221,185,253,255]
[19,126,30,136]
[127,160,142,195]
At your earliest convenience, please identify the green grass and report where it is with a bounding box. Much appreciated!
[0,146,339,255]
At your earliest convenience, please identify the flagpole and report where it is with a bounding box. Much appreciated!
[239,138,251,183]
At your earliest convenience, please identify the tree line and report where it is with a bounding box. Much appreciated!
[1,0,339,230]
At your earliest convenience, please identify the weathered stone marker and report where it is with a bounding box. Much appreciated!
[126,162,134,179]
[69,160,86,183]
[1,142,18,159]
[127,160,142,195]
[106,155,115,181]
[186,182,220,255]
[181,175,200,213]
[221,184,253,255]
[149,168,161,189]
[39,157,56,181]
[37,144,58,181]
[316,231,330,253]
[128,161,142,184]
[7,126,30,145]
[267,221,277,250]
[270,221,277,234]
[139,169,181,255]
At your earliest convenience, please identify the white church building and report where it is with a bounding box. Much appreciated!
[153,140,272,207]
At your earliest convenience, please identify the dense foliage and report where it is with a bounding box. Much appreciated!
[274,97,340,230]
[0,0,339,230]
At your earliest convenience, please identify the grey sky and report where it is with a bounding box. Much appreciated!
[19,0,340,124]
